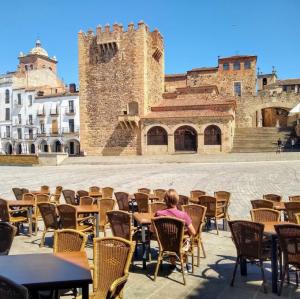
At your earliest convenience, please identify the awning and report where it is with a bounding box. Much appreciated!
[289,103,300,115]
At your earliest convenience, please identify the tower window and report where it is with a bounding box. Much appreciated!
[5,89,10,104]
[233,62,241,70]
[234,82,242,96]
[223,63,229,70]
[244,61,251,69]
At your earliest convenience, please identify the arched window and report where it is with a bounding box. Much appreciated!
[5,89,10,103]
[147,126,168,145]
[30,144,35,154]
[204,125,221,145]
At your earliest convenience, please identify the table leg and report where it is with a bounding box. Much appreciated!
[142,225,147,269]
[28,206,33,236]
[271,234,278,293]
[95,212,99,237]
[240,257,247,276]
[82,284,89,299]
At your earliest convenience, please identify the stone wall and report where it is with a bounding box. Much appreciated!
[0,155,38,166]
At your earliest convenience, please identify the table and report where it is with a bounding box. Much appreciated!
[273,202,286,211]
[129,194,159,202]
[133,212,153,269]
[77,204,100,237]
[7,200,35,236]
[0,252,92,299]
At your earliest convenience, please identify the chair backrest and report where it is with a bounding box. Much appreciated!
[99,199,115,227]
[190,190,206,202]
[38,202,59,230]
[89,186,100,194]
[251,199,274,209]
[275,224,300,266]
[0,275,29,299]
[182,204,207,236]
[57,204,77,229]
[12,188,23,201]
[107,211,132,241]
[134,192,149,213]
[92,237,134,298]
[263,193,282,202]
[284,202,300,223]
[114,192,130,211]
[102,187,114,199]
[36,194,50,203]
[79,196,94,206]
[149,202,167,215]
[40,185,50,194]
[296,213,300,225]
[0,199,10,222]
[153,189,166,201]
[250,208,280,222]
[77,190,89,199]
[53,186,63,203]
[198,196,217,216]
[214,191,231,202]
[0,222,17,255]
[178,195,189,206]
[229,220,264,259]
[137,188,151,195]
[289,195,300,202]
[152,217,185,256]
[21,188,29,194]
[62,189,77,205]
[53,229,87,253]
[22,193,35,202]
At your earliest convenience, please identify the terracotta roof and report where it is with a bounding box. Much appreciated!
[188,67,218,72]
[142,110,233,119]
[218,55,257,61]
[277,79,300,85]
[165,73,186,78]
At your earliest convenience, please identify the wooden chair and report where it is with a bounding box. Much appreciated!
[177,195,189,211]
[0,274,29,299]
[0,222,17,255]
[91,237,135,299]
[263,194,282,202]
[153,189,166,201]
[114,192,130,212]
[190,190,206,203]
[99,199,115,236]
[214,191,231,220]
[57,204,95,234]
[183,204,207,266]
[284,202,300,223]
[38,202,59,247]
[149,202,167,215]
[198,195,226,235]
[152,217,190,285]
[250,208,280,222]
[50,186,62,204]
[275,224,300,295]
[53,229,87,253]
[102,187,114,199]
[229,220,268,293]
[289,195,300,202]
[251,199,274,209]
[40,185,50,194]
[137,188,151,195]
[134,192,149,213]
[62,189,77,205]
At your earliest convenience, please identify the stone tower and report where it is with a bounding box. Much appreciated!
[78,21,164,155]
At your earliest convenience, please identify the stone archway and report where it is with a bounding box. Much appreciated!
[30,144,36,154]
[52,140,62,152]
[5,143,12,155]
[174,126,197,151]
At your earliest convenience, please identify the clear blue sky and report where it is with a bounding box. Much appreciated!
[0,0,299,85]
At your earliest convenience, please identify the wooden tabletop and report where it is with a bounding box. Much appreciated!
[261,221,290,235]
[76,204,100,213]
[133,212,153,225]
[7,199,35,207]
[0,252,92,289]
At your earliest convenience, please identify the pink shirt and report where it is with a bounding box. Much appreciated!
[155,208,192,227]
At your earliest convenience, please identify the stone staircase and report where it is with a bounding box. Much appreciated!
[232,127,292,153]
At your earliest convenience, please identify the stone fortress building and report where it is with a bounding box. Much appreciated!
[78,21,300,155]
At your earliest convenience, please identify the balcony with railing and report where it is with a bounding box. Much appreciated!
[37,109,46,117]
[65,107,76,116]
[50,108,59,117]
[62,126,80,135]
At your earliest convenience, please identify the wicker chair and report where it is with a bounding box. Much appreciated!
[190,190,206,203]
[12,188,23,201]
[152,217,188,284]
[134,192,149,213]
[89,186,101,196]
[250,208,280,222]
[22,193,35,201]
[53,229,87,253]
[40,185,50,194]
[137,188,151,195]
[77,190,89,200]
[214,191,231,220]
[91,237,135,299]
[38,202,59,247]
[80,196,94,206]
[102,187,114,199]
[289,195,300,202]
[50,186,63,204]
[275,224,300,295]
[263,194,282,202]
[251,199,274,209]
[229,220,268,293]
[153,189,166,201]
[0,222,17,255]
[177,195,189,211]
[99,199,115,236]
[284,202,300,223]
[114,192,130,212]
[149,202,167,215]
[182,204,207,266]
[32,194,50,235]
[0,275,29,299]
[107,211,134,241]
[198,195,226,235]
[62,189,77,205]
[57,204,95,234]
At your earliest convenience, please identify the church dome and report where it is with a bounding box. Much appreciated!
[30,40,48,57]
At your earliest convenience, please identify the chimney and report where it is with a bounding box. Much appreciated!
[69,83,76,93]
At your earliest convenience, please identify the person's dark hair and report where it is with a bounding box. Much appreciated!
[164,189,179,208]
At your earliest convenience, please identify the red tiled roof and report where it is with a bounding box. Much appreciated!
[218,55,257,61]
[188,67,218,72]
[165,73,186,78]
[142,110,233,119]
[277,79,300,85]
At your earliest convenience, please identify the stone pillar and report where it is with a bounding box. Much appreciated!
[48,144,52,153]
[167,134,174,154]
[197,133,204,154]
[257,109,263,127]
